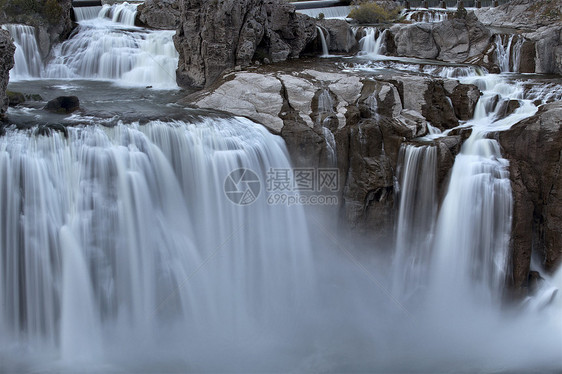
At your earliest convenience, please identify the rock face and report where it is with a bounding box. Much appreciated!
[136,0,181,30]
[0,0,73,58]
[391,12,491,64]
[174,0,316,88]
[525,26,562,75]
[498,103,562,295]
[0,29,15,118]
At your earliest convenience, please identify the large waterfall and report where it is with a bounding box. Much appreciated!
[1,3,561,372]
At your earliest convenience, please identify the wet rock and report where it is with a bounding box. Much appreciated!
[392,23,439,59]
[317,19,358,53]
[450,84,480,120]
[498,102,562,294]
[0,30,15,118]
[421,80,458,130]
[44,96,80,114]
[136,0,181,30]
[525,26,562,75]
[495,99,521,121]
[174,0,316,87]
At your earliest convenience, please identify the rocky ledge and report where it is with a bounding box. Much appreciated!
[0,29,15,119]
[136,0,181,30]
[185,61,479,237]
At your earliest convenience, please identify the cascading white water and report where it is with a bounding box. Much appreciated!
[358,27,387,56]
[0,117,315,364]
[73,5,103,22]
[495,34,524,73]
[1,24,43,79]
[297,6,352,19]
[41,4,179,89]
[316,89,337,164]
[392,144,437,304]
[403,9,449,23]
[98,3,138,26]
[316,26,329,57]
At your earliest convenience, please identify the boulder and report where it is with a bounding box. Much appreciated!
[498,102,562,294]
[390,11,491,64]
[174,0,316,88]
[44,96,80,114]
[0,30,15,119]
[6,91,25,107]
[136,0,181,30]
[317,19,357,53]
[450,84,480,120]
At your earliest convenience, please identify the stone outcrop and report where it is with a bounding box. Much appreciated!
[136,0,181,30]
[44,96,80,114]
[498,103,562,295]
[524,26,562,75]
[187,66,479,236]
[0,29,15,119]
[474,0,562,30]
[0,0,73,58]
[174,0,316,88]
[317,19,357,53]
[391,12,492,64]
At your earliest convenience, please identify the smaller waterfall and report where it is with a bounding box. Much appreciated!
[316,89,337,164]
[98,3,138,26]
[403,9,449,23]
[316,26,329,57]
[2,24,43,79]
[495,34,524,73]
[73,6,103,21]
[297,6,352,19]
[359,28,387,56]
[392,144,438,303]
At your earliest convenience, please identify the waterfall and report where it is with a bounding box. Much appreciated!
[392,144,438,303]
[495,34,524,73]
[403,9,449,23]
[297,6,352,19]
[358,28,387,56]
[1,24,43,80]
[0,117,315,360]
[316,26,329,57]
[98,3,138,26]
[44,4,179,89]
[73,5,103,21]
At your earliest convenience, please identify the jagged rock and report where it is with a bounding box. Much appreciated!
[474,0,562,30]
[44,96,80,114]
[174,0,316,87]
[498,102,562,295]
[0,0,74,58]
[136,0,181,30]
[391,12,491,64]
[450,84,480,120]
[0,30,15,118]
[495,99,521,121]
[317,19,357,53]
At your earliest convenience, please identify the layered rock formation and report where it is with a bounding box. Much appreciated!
[0,0,73,58]
[474,0,562,30]
[0,29,15,119]
[173,0,316,88]
[498,103,562,295]
[136,0,181,30]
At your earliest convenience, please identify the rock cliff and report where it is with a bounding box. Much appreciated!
[173,0,316,88]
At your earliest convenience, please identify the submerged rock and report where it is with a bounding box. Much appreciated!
[0,30,15,118]
[44,96,80,114]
